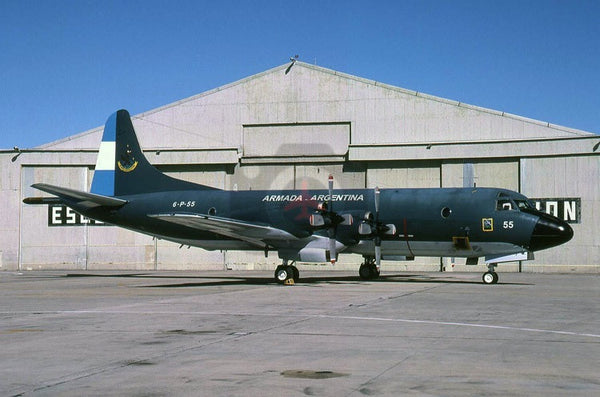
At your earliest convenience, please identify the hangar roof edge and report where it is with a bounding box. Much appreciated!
[133,62,598,138]
[38,62,596,149]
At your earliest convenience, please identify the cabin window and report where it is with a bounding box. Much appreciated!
[441,207,452,218]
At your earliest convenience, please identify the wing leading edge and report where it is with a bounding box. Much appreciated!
[149,213,300,249]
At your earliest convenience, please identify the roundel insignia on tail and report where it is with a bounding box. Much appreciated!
[117,145,138,173]
[117,159,138,172]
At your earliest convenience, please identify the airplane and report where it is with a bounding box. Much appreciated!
[24,109,574,284]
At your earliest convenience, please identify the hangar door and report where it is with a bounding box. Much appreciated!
[20,166,88,270]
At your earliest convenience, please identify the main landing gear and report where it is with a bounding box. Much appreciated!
[482,263,499,284]
[274,260,299,284]
[359,257,380,280]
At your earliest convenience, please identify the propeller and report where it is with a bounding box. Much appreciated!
[359,187,397,270]
[327,175,336,263]
[308,174,353,264]
[374,187,382,270]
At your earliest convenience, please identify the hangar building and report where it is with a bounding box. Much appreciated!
[1,62,598,273]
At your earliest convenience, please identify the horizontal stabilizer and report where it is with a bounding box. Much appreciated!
[30,183,127,208]
[150,213,299,248]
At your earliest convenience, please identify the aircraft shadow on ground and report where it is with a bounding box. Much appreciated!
[62,273,531,287]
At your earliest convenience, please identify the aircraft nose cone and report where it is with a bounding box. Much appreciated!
[529,214,574,251]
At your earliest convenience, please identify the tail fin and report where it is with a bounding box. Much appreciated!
[90,109,217,197]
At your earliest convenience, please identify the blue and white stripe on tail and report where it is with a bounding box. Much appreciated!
[90,112,117,197]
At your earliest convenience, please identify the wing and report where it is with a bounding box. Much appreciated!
[149,213,300,248]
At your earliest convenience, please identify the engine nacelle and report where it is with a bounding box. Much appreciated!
[278,248,335,263]
[297,247,334,263]
[382,255,415,261]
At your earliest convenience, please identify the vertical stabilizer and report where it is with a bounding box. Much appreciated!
[90,110,216,197]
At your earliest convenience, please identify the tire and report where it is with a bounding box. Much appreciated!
[370,265,380,279]
[291,266,300,282]
[359,264,372,280]
[492,272,499,284]
[275,266,289,284]
[482,271,496,284]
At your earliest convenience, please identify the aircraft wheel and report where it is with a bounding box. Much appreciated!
[371,265,380,279]
[482,271,498,285]
[275,265,290,284]
[291,266,300,282]
[359,264,373,280]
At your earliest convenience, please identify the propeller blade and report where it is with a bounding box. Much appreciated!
[328,229,337,264]
[327,174,336,264]
[328,174,334,208]
[375,237,381,271]
[374,187,380,220]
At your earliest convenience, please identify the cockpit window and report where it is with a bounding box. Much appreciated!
[496,199,514,211]
[496,194,535,211]
[515,199,534,210]
[496,193,516,211]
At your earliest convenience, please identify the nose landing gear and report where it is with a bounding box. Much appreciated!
[482,263,499,284]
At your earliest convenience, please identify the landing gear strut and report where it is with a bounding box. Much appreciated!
[482,263,499,284]
[359,257,380,280]
[274,260,299,284]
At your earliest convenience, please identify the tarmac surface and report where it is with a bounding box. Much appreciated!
[1,270,599,396]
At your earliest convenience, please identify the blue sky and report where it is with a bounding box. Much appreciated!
[1,0,599,149]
